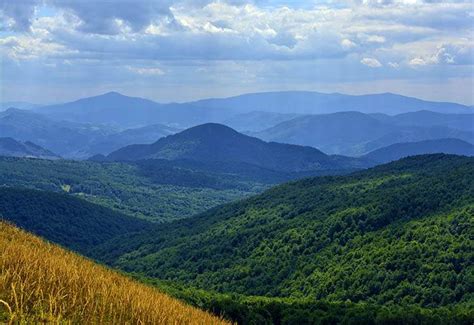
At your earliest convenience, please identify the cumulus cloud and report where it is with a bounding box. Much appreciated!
[361,57,383,67]
[0,0,473,104]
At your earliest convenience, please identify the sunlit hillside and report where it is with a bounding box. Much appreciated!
[0,222,230,324]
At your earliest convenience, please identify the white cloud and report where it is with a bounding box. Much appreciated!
[127,66,165,75]
[361,57,382,67]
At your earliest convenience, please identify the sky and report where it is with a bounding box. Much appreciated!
[0,0,473,105]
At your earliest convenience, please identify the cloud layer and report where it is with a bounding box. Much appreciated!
[0,0,472,104]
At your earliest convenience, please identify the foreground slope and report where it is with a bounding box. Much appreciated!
[364,138,474,163]
[0,222,228,324]
[94,154,474,307]
[107,123,368,172]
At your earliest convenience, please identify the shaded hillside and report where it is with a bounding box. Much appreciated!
[0,187,150,252]
[0,137,59,159]
[107,123,369,172]
[93,155,474,308]
[364,138,474,163]
[0,222,228,324]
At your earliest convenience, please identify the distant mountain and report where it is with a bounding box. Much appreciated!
[253,111,395,155]
[35,92,225,128]
[86,124,180,155]
[107,123,369,172]
[191,91,472,115]
[223,111,300,132]
[33,91,472,130]
[0,108,180,158]
[254,111,474,156]
[363,138,474,164]
[0,108,117,158]
[372,110,474,132]
[0,101,39,111]
[0,137,59,159]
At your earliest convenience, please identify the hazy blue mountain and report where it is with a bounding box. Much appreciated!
[223,111,300,132]
[191,91,472,115]
[361,126,474,155]
[0,108,117,158]
[0,137,59,159]
[33,91,472,130]
[254,111,394,155]
[36,92,226,128]
[0,101,40,111]
[254,111,474,156]
[107,123,370,172]
[363,138,474,163]
[86,124,180,155]
[372,110,474,132]
[0,107,180,158]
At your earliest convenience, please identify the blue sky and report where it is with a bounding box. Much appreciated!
[0,0,473,105]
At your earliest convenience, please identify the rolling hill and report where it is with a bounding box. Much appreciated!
[254,111,474,156]
[92,155,473,309]
[0,137,59,159]
[106,123,369,172]
[364,138,474,163]
[0,222,228,324]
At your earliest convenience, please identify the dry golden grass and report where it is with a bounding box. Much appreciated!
[0,222,231,324]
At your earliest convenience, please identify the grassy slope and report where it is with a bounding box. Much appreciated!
[93,155,473,308]
[0,222,229,324]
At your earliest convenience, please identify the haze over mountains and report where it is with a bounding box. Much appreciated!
[34,91,472,129]
[1,90,472,160]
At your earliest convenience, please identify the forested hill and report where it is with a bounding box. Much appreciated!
[93,154,474,308]
[0,187,150,252]
[106,123,368,172]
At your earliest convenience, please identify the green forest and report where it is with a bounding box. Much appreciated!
[90,155,473,323]
[1,154,472,324]
[0,157,261,222]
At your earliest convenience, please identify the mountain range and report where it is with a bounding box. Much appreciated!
[33,91,472,130]
[1,91,471,160]
[253,111,474,156]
